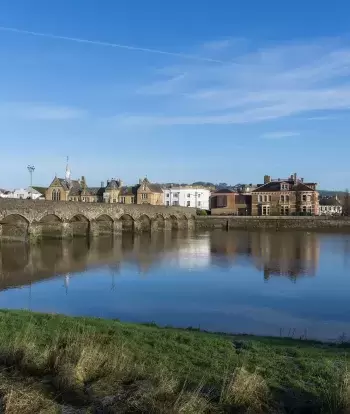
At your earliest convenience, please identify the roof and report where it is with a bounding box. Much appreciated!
[252,180,317,193]
[120,186,137,196]
[136,183,163,193]
[84,187,105,196]
[319,197,342,206]
[105,179,121,190]
[67,180,82,196]
[212,188,235,194]
[55,178,81,192]
[31,186,47,196]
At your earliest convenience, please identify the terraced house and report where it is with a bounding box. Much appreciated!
[251,173,319,216]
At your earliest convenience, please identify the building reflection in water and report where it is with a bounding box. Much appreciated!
[209,230,320,281]
[0,230,325,291]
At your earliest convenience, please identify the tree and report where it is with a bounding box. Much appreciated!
[343,189,350,216]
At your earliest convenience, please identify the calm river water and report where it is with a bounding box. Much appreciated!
[1,230,350,341]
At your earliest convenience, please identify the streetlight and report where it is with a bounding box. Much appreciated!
[27,165,35,199]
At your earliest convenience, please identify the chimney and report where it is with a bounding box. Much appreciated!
[293,172,297,183]
[300,178,304,183]
[119,180,123,188]
[101,181,104,188]
[264,175,271,184]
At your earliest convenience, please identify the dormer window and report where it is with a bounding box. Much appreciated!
[281,184,289,191]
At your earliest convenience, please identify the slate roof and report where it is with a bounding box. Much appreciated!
[252,180,317,192]
[136,182,163,194]
[67,180,82,196]
[212,188,235,194]
[86,187,105,196]
[319,197,342,206]
[31,186,47,196]
[56,178,80,192]
[120,186,137,196]
[105,179,121,190]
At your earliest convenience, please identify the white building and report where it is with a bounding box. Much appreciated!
[319,196,343,216]
[2,187,44,200]
[163,187,210,210]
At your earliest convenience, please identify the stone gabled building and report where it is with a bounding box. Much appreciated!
[45,162,163,205]
[251,173,319,216]
[136,178,163,205]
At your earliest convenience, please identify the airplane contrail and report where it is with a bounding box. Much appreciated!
[0,26,225,64]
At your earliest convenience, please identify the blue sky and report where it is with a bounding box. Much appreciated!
[1,0,350,189]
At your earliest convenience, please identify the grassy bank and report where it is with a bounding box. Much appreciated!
[0,311,350,413]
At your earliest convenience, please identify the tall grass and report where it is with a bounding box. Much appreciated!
[1,310,350,413]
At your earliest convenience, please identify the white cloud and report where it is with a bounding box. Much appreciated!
[0,102,86,120]
[261,131,300,139]
[124,36,350,126]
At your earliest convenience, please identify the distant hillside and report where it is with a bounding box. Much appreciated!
[318,190,347,197]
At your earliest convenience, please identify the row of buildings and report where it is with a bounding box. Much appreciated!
[210,173,343,216]
[0,162,344,216]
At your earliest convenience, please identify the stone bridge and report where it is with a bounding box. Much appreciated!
[0,199,196,241]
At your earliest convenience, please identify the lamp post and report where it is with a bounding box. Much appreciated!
[27,165,35,199]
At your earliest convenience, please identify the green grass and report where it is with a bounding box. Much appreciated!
[0,310,350,413]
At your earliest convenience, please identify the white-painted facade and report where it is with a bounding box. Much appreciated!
[163,187,210,210]
[1,187,44,200]
[319,204,343,216]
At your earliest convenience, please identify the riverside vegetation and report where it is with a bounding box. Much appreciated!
[0,311,350,413]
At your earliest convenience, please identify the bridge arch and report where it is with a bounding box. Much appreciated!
[170,215,179,230]
[38,214,62,239]
[93,214,113,235]
[178,214,189,230]
[120,214,134,232]
[138,214,151,232]
[70,214,90,237]
[0,214,29,240]
[155,214,165,230]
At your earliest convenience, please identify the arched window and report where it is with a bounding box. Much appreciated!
[52,189,61,201]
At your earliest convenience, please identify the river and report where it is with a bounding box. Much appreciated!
[1,230,350,341]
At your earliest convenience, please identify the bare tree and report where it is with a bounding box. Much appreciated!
[343,189,350,216]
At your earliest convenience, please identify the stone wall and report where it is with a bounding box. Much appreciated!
[196,215,350,231]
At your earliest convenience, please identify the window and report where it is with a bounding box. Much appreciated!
[166,201,170,206]
[269,195,272,202]
[166,194,170,198]
[217,195,227,208]
[120,197,125,204]
[281,184,289,190]
[198,201,201,207]
[262,206,270,216]
[131,197,135,203]
[302,194,307,202]
[302,206,307,213]
[52,189,61,201]
[187,201,190,207]
[264,195,268,202]
[280,195,285,203]
[141,193,148,200]
[172,201,179,206]
[198,194,201,198]
[258,195,262,203]
[112,198,116,203]
[286,195,290,202]
[280,206,290,216]
[187,194,191,198]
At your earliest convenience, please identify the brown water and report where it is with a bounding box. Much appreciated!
[1,230,350,341]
